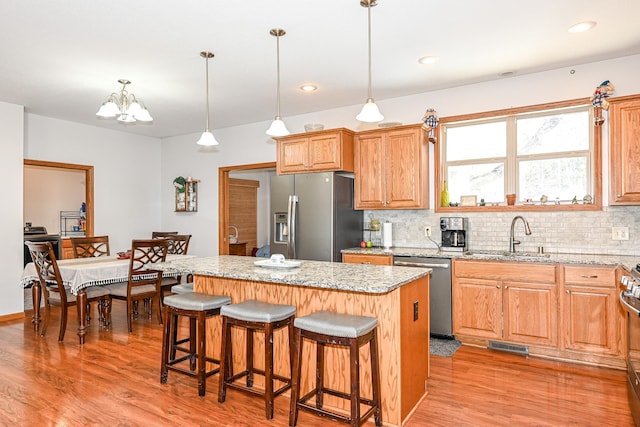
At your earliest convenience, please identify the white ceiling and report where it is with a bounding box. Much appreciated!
[2,0,639,139]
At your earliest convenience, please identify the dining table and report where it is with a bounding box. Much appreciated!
[20,254,193,344]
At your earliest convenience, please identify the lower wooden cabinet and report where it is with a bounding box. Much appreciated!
[342,253,393,265]
[561,265,620,355]
[61,239,74,259]
[452,260,557,347]
[452,259,623,366]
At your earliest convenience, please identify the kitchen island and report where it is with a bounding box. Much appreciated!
[157,255,431,427]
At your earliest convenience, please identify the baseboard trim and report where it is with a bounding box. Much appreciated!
[0,312,25,323]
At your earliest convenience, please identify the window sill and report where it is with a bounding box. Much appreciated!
[435,203,602,213]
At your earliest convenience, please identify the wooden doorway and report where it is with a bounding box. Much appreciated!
[218,162,276,255]
[23,159,94,237]
[228,178,259,256]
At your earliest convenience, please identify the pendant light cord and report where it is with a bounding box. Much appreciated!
[366,1,372,99]
[276,32,282,118]
[204,54,211,131]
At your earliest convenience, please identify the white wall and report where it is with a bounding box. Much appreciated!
[24,165,85,234]
[1,101,25,315]
[24,114,163,253]
[160,54,640,256]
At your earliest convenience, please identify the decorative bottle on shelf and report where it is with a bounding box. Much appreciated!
[440,181,450,207]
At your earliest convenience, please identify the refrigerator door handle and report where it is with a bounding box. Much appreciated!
[287,195,298,259]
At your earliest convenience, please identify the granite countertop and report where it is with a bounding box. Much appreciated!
[155,255,431,294]
[341,247,638,271]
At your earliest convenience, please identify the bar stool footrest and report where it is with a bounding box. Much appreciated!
[298,387,377,425]
[225,369,292,397]
[166,356,221,378]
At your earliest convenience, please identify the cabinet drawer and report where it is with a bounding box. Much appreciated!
[342,253,393,266]
[563,265,615,288]
[453,260,556,283]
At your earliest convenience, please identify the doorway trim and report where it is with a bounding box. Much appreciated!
[24,159,94,237]
[218,162,275,255]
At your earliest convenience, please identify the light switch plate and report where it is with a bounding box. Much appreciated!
[612,226,629,240]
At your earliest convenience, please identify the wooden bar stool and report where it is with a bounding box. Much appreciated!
[218,299,296,420]
[289,310,382,427]
[167,282,194,360]
[160,292,231,397]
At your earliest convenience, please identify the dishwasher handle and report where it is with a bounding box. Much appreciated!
[394,260,450,269]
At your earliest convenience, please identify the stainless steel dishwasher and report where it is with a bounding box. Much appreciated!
[393,256,453,339]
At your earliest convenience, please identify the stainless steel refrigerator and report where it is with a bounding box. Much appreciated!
[270,172,363,262]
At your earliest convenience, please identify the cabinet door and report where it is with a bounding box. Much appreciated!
[562,286,620,355]
[277,137,309,174]
[385,128,426,208]
[342,253,393,265]
[452,277,502,339]
[308,132,341,171]
[609,96,640,204]
[354,132,386,209]
[503,281,557,347]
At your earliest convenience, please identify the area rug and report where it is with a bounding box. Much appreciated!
[430,337,462,357]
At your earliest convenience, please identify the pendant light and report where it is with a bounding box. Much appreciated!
[356,0,384,123]
[196,51,220,146]
[266,28,290,137]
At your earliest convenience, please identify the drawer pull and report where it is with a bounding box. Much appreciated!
[580,275,598,279]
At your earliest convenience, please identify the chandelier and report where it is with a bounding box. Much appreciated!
[266,28,290,137]
[96,79,153,123]
[356,0,384,123]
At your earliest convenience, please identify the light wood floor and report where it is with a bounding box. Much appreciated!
[0,303,634,426]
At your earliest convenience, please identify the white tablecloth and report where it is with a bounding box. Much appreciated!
[20,254,192,295]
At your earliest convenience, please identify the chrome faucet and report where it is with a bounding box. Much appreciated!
[509,216,532,253]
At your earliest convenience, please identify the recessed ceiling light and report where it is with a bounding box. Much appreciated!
[300,84,318,92]
[418,56,439,65]
[568,21,596,33]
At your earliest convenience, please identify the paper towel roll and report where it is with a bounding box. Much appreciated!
[383,222,393,249]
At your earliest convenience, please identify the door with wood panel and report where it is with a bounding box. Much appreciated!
[228,178,259,256]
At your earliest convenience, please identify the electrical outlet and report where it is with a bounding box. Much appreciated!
[424,226,431,237]
[612,226,630,241]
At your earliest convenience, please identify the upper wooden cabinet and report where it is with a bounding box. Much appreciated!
[354,124,429,210]
[275,128,354,175]
[609,94,640,205]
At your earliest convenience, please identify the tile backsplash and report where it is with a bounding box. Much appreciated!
[364,206,640,256]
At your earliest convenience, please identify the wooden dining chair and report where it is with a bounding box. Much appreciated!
[25,240,111,342]
[159,234,192,299]
[71,235,110,258]
[108,239,169,333]
[152,231,178,239]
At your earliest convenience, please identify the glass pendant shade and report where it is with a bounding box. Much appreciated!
[134,107,153,122]
[266,117,290,137]
[197,130,219,146]
[356,98,384,122]
[96,101,120,118]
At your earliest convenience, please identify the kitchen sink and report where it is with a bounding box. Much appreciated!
[464,250,551,259]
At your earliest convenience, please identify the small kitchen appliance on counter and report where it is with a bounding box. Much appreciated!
[440,217,468,252]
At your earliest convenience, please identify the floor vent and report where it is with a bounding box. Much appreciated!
[488,341,529,356]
